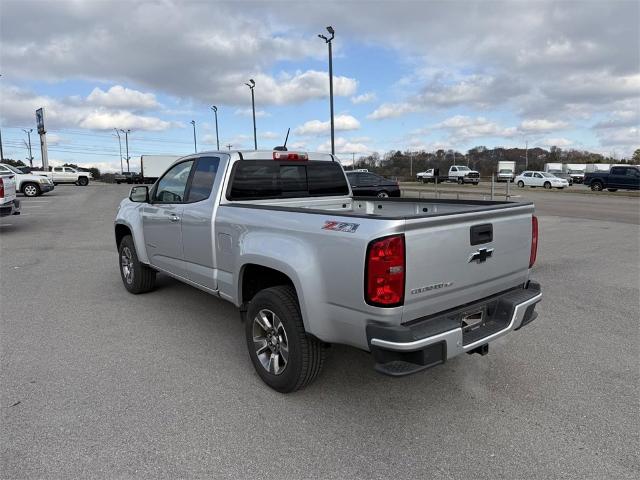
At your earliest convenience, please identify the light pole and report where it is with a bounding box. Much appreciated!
[190,120,197,152]
[525,139,528,170]
[22,128,34,167]
[318,26,335,155]
[245,79,257,150]
[211,106,220,150]
[114,128,123,174]
[120,129,130,173]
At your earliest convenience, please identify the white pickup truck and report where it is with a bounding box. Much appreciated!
[115,149,542,392]
[0,172,21,217]
[0,163,55,197]
[34,166,92,186]
[448,165,480,184]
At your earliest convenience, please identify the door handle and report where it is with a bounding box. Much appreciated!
[169,214,180,222]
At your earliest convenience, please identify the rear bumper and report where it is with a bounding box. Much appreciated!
[367,281,541,376]
[0,199,21,217]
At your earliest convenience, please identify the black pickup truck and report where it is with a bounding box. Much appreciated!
[584,165,640,192]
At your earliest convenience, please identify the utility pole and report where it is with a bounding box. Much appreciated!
[22,129,34,167]
[318,26,335,155]
[114,128,123,174]
[120,129,131,173]
[452,151,456,165]
[525,140,528,170]
[190,120,197,152]
[409,151,414,177]
[226,143,232,151]
[211,106,220,150]
[245,79,257,150]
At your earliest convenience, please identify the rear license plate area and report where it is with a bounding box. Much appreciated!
[461,310,485,333]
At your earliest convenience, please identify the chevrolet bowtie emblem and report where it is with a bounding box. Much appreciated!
[468,248,494,263]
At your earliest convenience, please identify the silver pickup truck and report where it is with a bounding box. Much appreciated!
[115,150,541,392]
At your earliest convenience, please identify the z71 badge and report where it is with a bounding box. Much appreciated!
[322,220,360,233]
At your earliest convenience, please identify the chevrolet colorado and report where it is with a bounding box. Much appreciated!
[114,150,542,392]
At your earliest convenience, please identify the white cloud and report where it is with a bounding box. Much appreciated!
[435,115,518,139]
[294,115,360,135]
[520,119,569,132]
[86,85,159,110]
[234,108,270,118]
[368,102,419,120]
[351,92,376,104]
[79,111,173,131]
[541,137,573,147]
[317,137,371,154]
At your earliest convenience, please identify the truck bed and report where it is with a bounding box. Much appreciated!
[225,196,530,219]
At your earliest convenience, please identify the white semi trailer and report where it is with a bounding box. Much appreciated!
[140,155,182,183]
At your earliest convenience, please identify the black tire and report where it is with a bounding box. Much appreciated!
[607,188,618,192]
[116,181,121,184]
[77,176,89,186]
[457,177,463,184]
[517,180,525,188]
[118,235,156,294]
[376,191,389,198]
[543,181,551,189]
[591,181,603,192]
[245,285,325,393]
[22,182,40,197]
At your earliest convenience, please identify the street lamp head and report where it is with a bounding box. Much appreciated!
[249,79,255,86]
[318,34,327,41]
[326,26,334,35]
[211,105,217,112]
[190,120,196,126]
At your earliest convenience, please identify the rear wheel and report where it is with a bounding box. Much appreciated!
[22,183,40,197]
[517,180,525,188]
[245,286,326,393]
[544,182,551,189]
[591,181,603,191]
[377,191,389,198]
[118,235,156,294]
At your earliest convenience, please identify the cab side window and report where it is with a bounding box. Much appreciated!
[534,173,543,178]
[153,160,194,203]
[610,167,624,175]
[187,157,220,202]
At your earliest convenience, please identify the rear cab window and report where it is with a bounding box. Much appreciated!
[227,160,349,200]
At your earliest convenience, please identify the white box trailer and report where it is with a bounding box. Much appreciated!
[544,163,563,174]
[140,155,182,183]
[585,163,610,173]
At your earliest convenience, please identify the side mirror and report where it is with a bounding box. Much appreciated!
[129,185,149,203]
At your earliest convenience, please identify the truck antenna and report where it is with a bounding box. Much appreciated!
[274,128,290,151]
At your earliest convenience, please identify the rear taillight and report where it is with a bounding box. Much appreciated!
[365,234,405,307]
[529,215,538,268]
[0,177,4,198]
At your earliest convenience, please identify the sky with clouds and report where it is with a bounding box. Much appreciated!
[0,0,638,171]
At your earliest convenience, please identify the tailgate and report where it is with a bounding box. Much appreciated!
[1,175,16,203]
[402,204,534,322]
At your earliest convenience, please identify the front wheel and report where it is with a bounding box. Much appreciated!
[77,176,89,186]
[544,182,551,189]
[245,286,326,393]
[118,235,156,294]
[517,180,525,188]
[22,183,40,197]
[457,177,463,184]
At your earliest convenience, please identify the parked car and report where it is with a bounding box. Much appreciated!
[33,166,92,186]
[552,172,574,185]
[584,165,640,192]
[564,164,586,184]
[515,171,569,189]
[448,165,480,184]
[496,161,516,182]
[345,171,400,197]
[114,149,542,392]
[0,163,54,197]
[0,172,21,217]
[115,172,142,184]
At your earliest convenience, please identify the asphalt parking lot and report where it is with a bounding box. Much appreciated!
[1,184,639,479]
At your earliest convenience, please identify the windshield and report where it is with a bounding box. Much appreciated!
[499,169,512,174]
[456,166,470,171]
[567,169,584,174]
[3,164,22,174]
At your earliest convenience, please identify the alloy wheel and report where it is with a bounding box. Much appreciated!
[120,246,134,284]
[252,309,289,375]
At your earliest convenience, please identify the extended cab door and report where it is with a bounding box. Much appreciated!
[181,156,226,290]
[143,160,194,276]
